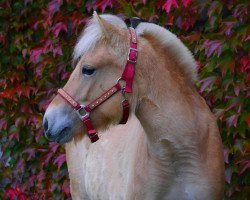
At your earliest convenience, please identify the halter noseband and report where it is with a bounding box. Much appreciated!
[57,27,138,143]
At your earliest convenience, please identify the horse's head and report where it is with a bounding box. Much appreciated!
[43,13,139,143]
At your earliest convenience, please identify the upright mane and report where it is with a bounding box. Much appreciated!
[136,23,197,82]
[73,14,197,82]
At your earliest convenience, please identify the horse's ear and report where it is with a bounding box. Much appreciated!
[93,11,110,39]
[93,11,123,40]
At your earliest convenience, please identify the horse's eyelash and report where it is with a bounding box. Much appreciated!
[83,64,95,69]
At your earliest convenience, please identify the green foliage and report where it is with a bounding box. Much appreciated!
[0,0,249,199]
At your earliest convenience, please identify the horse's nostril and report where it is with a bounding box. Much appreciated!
[43,118,49,132]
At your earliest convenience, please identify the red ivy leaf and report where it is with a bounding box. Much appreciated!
[37,170,45,183]
[203,39,223,58]
[48,0,62,15]
[23,148,36,161]
[28,114,42,128]
[52,22,68,37]
[24,0,32,6]
[15,116,27,127]
[17,193,28,200]
[0,32,5,44]
[245,34,250,41]
[237,158,250,175]
[196,61,204,71]
[42,152,53,165]
[221,21,235,36]
[181,17,196,31]
[227,114,238,128]
[239,55,250,72]
[9,132,19,141]
[30,47,44,63]
[95,0,113,12]
[6,187,17,200]
[52,46,63,57]
[61,71,71,80]
[6,184,27,200]
[162,0,179,14]
[245,115,250,128]
[181,0,192,7]
[53,153,66,168]
[62,180,70,196]
[16,158,25,173]
[49,142,60,153]
[199,76,216,93]
[0,118,7,130]
[35,127,44,142]
[234,84,241,96]
[0,89,18,101]
[20,104,33,113]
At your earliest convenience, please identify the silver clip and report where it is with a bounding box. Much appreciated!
[121,88,127,103]
[75,105,89,120]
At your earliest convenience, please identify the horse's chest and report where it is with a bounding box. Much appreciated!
[84,144,133,199]
[66,117,146,200]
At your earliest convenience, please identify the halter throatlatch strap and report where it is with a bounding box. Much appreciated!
[57,27,138,143]
[82,116,99,143]
[119,100,130,124]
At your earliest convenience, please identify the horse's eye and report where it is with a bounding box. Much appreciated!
[82,66,95,76]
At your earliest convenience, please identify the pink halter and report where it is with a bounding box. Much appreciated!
[57,28,138,143]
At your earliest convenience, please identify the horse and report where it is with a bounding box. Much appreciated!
[43,12,224,200]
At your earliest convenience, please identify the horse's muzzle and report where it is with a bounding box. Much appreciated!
[43,106,75,144]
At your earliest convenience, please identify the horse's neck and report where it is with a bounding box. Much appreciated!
[135,47,205,178]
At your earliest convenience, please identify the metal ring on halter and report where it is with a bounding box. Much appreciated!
[117,77,127,102]
[76,105,89,120]
[117,77,126,88]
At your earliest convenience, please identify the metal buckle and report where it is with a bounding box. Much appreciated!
[121,88,127,103]
[76,105,89,120]
[127,48,138,64]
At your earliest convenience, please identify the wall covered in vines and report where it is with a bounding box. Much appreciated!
[0,0,249,199]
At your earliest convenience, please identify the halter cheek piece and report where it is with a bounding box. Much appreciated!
[57,28,138,143]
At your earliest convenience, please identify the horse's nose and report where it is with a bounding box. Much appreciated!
[43,117,52,139]
[43,106,75,143]
[43,117,49,132]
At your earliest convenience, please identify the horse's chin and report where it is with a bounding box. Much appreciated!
[55,129,74,144]
[45,127,74,144]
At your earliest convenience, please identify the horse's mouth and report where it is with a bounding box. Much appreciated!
[45,126,73,144]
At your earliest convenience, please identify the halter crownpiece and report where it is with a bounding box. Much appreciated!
[121,28,138,93]
[57,27,138,143]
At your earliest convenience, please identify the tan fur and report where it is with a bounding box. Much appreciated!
[45,13,224,199]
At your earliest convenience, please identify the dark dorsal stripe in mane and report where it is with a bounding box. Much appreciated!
[129,17,149,29]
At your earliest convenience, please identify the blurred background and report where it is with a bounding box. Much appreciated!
[0,0,249,199]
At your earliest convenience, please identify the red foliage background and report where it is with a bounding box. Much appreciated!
[0,0,249,199]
